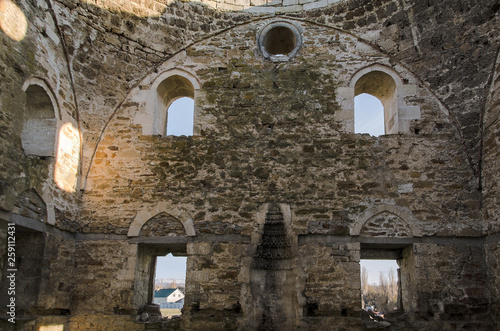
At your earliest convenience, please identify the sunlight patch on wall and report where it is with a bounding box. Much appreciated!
[0,0,27,41]
[81,0,165,17]
[54,123,80,192]
[39,325,64,331]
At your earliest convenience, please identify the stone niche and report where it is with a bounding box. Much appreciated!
[247,203,299,330]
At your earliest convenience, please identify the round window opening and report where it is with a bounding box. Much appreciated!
[259,22,302,61]
[264,26,296,56]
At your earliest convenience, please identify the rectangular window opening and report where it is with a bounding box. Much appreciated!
[153,253,187,319]
[0,226,45,316]
[135,243,187,322]
[360,259,400,318]
[360,244,417,316]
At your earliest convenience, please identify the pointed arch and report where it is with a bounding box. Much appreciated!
[351,204,421,237]
[350,64,404,89]
[127,202,196,237]
[13,189,47,223]
[359,211,412,238]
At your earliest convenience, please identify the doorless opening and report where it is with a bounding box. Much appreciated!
[258,21,302,62]
[153,253,187,318]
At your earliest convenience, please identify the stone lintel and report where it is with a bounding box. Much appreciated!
[193,233,252,243]
[298,234,352,245]
[8,213,75,240]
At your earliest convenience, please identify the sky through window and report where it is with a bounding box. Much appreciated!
[166,97,194,136]
[355,93,385,136]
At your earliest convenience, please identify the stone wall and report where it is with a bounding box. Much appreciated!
[486,238,500,329]
[0,0,499,330]
[0,0,80,221]
[413,243,492,330]
[482,29,500,329]
[82,16,478,236]
[71,239,137,314]
[0,0,80,327]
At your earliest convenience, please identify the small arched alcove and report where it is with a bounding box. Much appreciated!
[21,80,60,157]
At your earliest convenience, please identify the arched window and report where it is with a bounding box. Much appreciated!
[354,70,397,135]
[338,64,420,135]
[155,74,195,136]
[22,84,58,157]
[166,97,194,136]
[354,93,385,136]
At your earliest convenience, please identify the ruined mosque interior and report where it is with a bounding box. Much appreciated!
[0,0,500,330]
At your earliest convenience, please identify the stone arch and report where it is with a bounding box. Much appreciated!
[336,64,421,134]
[151,69,201,94]
[21,77,61,157]
[350,64,404,90]
[351,204,421,237]
[22,77,61,120]
[350,64,419,135]
[127,202,196,237]
[12,189,47,223]
[360,211,411,238]
[148,69,201,136]
[139,212,186,237]
[353,69,398,134]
